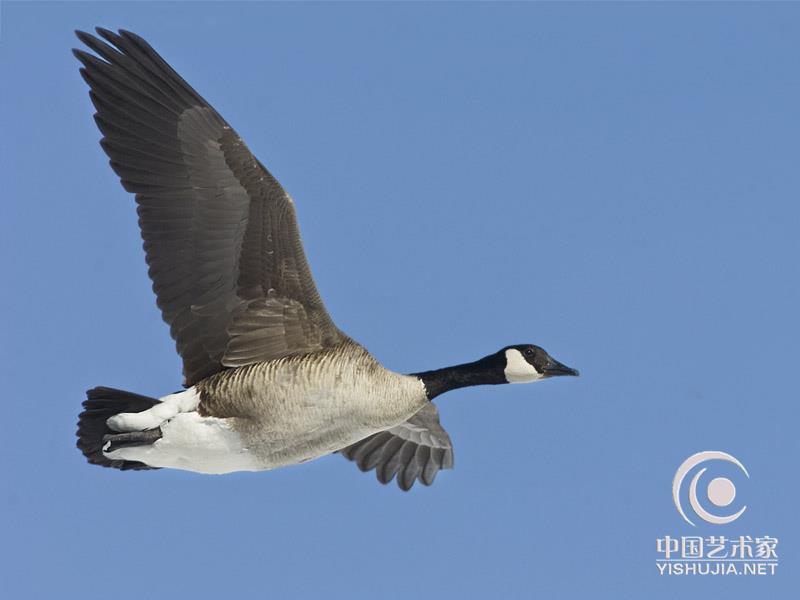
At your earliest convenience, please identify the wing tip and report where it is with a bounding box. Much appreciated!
[74,27,113,47]
[95,26,121,44]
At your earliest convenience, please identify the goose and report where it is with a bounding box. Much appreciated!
[74,28,578,491]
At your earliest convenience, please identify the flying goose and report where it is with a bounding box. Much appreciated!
[74,28,578,490]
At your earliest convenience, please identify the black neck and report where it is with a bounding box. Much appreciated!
[411,354,506,400]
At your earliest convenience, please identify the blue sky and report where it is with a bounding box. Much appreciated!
[1,2,798,598]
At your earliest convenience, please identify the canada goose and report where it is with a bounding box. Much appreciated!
[74,28,578,491]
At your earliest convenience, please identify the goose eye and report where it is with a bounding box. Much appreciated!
[524,347,534,357]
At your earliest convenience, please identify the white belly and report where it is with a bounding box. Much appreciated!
[105,404,417,474]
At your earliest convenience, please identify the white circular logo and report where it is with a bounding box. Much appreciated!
[672,451,749,526]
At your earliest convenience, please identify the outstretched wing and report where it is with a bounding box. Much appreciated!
[74,29,343,386]
[339,403,454,491]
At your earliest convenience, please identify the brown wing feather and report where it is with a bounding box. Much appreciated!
[75,28,343,386]
[339,403,454,491]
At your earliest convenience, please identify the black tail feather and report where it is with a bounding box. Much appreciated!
[77,386,161,471]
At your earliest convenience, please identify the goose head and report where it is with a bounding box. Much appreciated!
[500,344,579,383]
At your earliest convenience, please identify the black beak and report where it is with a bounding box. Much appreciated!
[542,358,580,378]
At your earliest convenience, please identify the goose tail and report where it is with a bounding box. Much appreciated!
[76,386,162,471]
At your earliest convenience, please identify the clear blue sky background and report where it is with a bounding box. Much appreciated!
[1,2,798,599]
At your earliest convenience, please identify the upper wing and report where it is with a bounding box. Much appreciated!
[74,29,343,386]
[339,403,454,491]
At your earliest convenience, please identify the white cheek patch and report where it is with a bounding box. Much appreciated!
[504,349,543,383]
